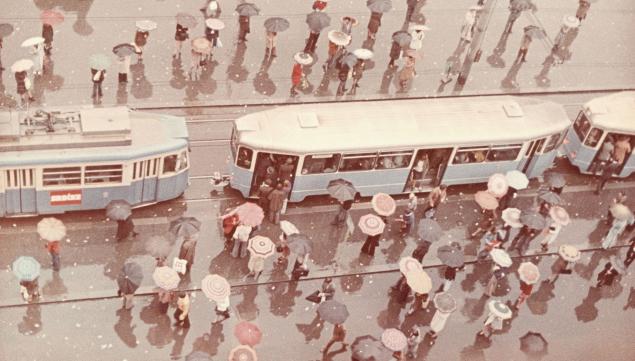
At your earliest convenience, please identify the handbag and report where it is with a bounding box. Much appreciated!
[305,290,322,304]
[172,258,188,274]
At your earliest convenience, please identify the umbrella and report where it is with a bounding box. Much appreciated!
[229,345,257,361]
[201,274,231,301]
[358,214,385,236]
[488,300,512,319]
[21,36,45,47]
[518,262,540,284]
[609,203,632,221]
[501,208,523,228]
[392,30,411,47]
[437,245,464,268]
[381,328,407,352]
[367,0,393,13]
[489,249,512,268]
[117,262,143,294]
[306,11,331,32]
[112,43,136,56]
[487,173,509,197]
[135,19,158,31]
[205,18,225,30]
[287,233,313,256]
[353,48,374,60]
[247,236,275,258]
[317,300,350,324]
[562,15,580,28]
[327,178,356,201]
[186,351,212,361]
[371,193,396,216]
[293,51,313,65]
[433,292,457,313]
[609,256,626,274]
[538,190,561,205]
[145,236,171,258]
[41,9,64,26]
[234,321,262,347]
[191,37,212,54]
[280,220,300,236]
[152,266,180,290]
[510,0,537,11]
[12,256,41,281]
[36,217,66,241]
[558,244,580,262]
[417,219,442,242]
[474,191,499,210]
[341,53,358,67]
[505,170,529,189]
[89,53,111,70]
[236,3,260,16]
[235,202,265,227]
[106,200,131,220]
[406,270,432,293]
[0,23,14,37]
[327,30,350,46]
[176,12,197,28]
[520,210,546,229]
[352,335,393,361]
[549,206,570,226]
[169,217,201,237]
[264,17,290,32]
[399,256,423,275]
[10,59,34,73]
[519,331,548,356]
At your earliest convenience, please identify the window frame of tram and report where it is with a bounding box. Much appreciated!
[132,158,160,181]
[301,154,341,174]
[4,169,35,189]
[236,146,254,170]
[338,152,378,172]
[573,112,592,141]
[42,166,82,187]
[583,127,604,148]
[161,152,190,175]
[453,144,523,164]
[83,164,123,184]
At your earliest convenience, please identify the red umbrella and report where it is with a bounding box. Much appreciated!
[235,203,264,227]
[41,10,64,26]
[234,321,262,347]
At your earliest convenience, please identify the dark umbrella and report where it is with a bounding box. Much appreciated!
[327,178,356,201]
[317,300,349,324]
[437,244,465,268]
[351,335,393,361]
[287,233,313,256]
[538,190,561,205]
[264,17,290,32]
[169,217,201,237]
[0,23,14,37]
[524,25,546,39]
[417,219,442,242]
[367,0,393,13]
[519,331,548,356]
[545,172,566,188]
[112,43,136,57]
[236,3,260,16]
[520,210,547,229]
[391,30,412,47]
[306,11,331,32]
[186,351,212,361]
[117,262,143,294]
[106,200,131,220]
[176,12,197,28]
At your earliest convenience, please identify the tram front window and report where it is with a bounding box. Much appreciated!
[584,128,603,148]
[573,112,591,141]
[237,147,253,169]
[163,155,177,173]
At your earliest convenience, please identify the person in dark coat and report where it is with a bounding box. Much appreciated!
[595,160,617,195]
[116,215,137,242]
[625,238,635,268]
[412,240,431,262]
[174,23,189,58]
[360,234,381,257]
[367,12,382,40]
[90,68,106,101]
[507,225,539,255]
[267,183,286,224]
[436,266,461,293]
[42,23,54,55]
[15,70,34,104]
[257,179,273,215]
[387,39,401,68]
[278,158,295,183]
[336,61,350,96]
[304,29,320,54]
[596,261,619,287]
[134,30,149,62]
[238,15,250,42]
[348,59,365,95]
[291,256,309,280]
[178,235,198,274]
[332,199,353,226]
[498,186,518,210]
[0,37,4,70]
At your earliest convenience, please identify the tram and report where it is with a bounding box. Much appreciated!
[563,91,635,177]
[228,96,571,202]
[0,106,189,217]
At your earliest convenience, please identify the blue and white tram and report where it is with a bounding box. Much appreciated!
[563,91,634,177]
[0,106,189,217]
[228,96,571,202]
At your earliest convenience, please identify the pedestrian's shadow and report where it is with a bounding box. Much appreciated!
[295,313,325,343]
[461,293,489,323]
[460,334,489,361]
[190,323,224,356]
[170,58,187,90]
[253,57,276,96]
[314,67,334,97]
[114,308,138,348]
[526,280,555,315]
[17,304,42,335]
[170,324,190,359]
[0,71,18,108]
[42,271,68,296]
[130,61,153,99]
[235,284,260,320]
[381,236,407,264]
[500,59,523,91]
[377,296,404,329]
[146,313,174,348]
[486,31,512,68]
[575,248,613,280]
[460,261,492,293]
[226,42,249,84]
[534,54,557,88]
[379,66,397,94]
[574,286,602,322]
[103,239,135,281]
[624,287,635,310]
[34,0,95,36]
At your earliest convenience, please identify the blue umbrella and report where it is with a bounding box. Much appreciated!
[89,53,111,70]
[13,256,41,281]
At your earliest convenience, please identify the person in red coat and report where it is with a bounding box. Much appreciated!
[312,0,328,11]
[290,62,303,97]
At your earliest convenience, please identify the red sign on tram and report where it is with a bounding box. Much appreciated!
[50,190,82,206]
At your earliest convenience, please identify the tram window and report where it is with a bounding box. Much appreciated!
[487,144,522,162]
[453,147,488,164]
[163,155,178,173]
[339,153,377,172]
[85,164,123,184]
[573,113,591,140]
[584,128,603,148]
[542,133,561,153]
[178,151,188,171]
[42,167,81,186]
[302,154,341,174]
[236,146,253,169]
[376,150,413,169]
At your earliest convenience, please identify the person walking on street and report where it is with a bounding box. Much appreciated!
[606,191,627,225]
[0,37,4,70]
[576,0,591,22]
[14,70,34,104]
[332,199,353,226]
[321,323,347,354]
[407,291,430,316]
[367,11,382,40]
[624,237,635,268]
[312,0,328,11]
[502,7,521,35]
[612,136,632,167]
[116,215,137,242]
[396,208,415,235]
[478,307,504,339]
[278,158,295,184]
[118,287,135,310]
[513,280,533,309]
[485,265,507,297]
[45,239,61,272]
[291,256,309,280]
[246,250,265,280]
[595,159,618,195]
[388,38,402,68]
[348,59,365,95]
[547,251,576,284]
[267,183,285,225]
[360,233,381,257]
[540,220,563,251]
[265,31,277,59]
[588,136,614,174]
[90,68,105,102]
[596,261,619,288]
[336,59,350,96]
[174,23,189,58]
[42,23,54,55]
[232,224,251,258]
[134,29,149,62]
[398,55,416,92]
[174,292,191,328]
[31,44,45,76]
[277,232,291,264]
[508,225,539,255]
[405,0,422,23]
[422,184,447,218]
[178,235,198,275]
[412,240,432,263]
[157,288,173,314]
[602,215,634,249]
[201,0,221,19]
[257,179,273,216]
[213,295,231,323]
[116,54,131,83]
[436,265,460,293]
[340,16,356,36]
[238,15,250,42]
[514,32,532,63]
[20,278,40,302]
[290,60,304,97]
[304,28,320,54]
[406,326,421,358]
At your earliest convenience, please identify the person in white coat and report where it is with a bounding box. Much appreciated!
[540,221,562,251]
[213,295,230,323]
[31,44,45,75]
[602,216,634,249]
[117,54,131,83]
[409,28,425,50]
[478,310,503,339]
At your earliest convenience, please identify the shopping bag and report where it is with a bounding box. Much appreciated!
[173,258,188,274]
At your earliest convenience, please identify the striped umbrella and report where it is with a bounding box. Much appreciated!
[358,214,385,236]
[152,266,180,290]
[247,236,275,258]
[201,274,230,301]
[13,256,41,281]
[37,217,66,241]
[229,345,257,361]
[371,193,396,216]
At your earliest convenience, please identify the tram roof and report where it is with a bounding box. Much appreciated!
[235,96,571,153]
[584,91,635,134]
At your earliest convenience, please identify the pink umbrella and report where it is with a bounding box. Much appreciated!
[487,173,509,197]
[518,262,540,284]
[41,10,64,26]
[234,321,262,347]
[474,191,499,210]
[235,203,264,227]
[549,206,570,226]
[381,328,407,352]
[358,214,385,236]
[371,193,396,216]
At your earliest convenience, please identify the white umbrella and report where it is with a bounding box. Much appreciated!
[352,48,374,60]
[10,59,34,72]
[152,266,180,290]
[135,19,158,31]
[501,208,523,228]
[398,256,423,275]
[489,249,512,267]
[406,270,432,293]
[205,18,225,30]
[488,300,512,319]
[505,170,529,190]
[487,173,509,197]
[21,36,45,47]
[294,52,313,65]
[37,217,66,241]
[247,236,275,258]
[409,24,430,32]
[327,30,350,46]
[558,244,580,262]
[518,262,540,284]
[201,274,230,301]
[280,220,300,236]
[562,15,580,28]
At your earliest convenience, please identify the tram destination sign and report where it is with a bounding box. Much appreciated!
[50,190,82,206]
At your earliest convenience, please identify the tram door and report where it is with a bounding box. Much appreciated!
[520,138,546,177]
[4,169,36,214]
[404,148,453,192]
[132,158,160,203]
[249,152,299,197]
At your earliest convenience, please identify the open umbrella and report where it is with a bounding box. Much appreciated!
[287,233,313,256]
[488,300,512,319]
[247,236,275,258]
[106,200,131,220]
[235,202,265,227]
[371,193,396,216]
[518,262,540,284]
[392,30,412,47]
[37,217,66,241]
[549,206,570,226]
[399,256,423,275]
[229,345,257,361]
[520,210,546,229]
[264,17,290,32]
[306,11,331,32]
[367,0,393,13]
[186,351,212,361]
[489,249,512,267]
[10,59,34,73]
[353,48,374,60]
[280,220,300,236]
[89,53,111,70]
[236,3,260,16]
[406,270,432,293]
[437,245,464,268]
[169,217,201,238]
[41,9,64,26]
[417,219,442,242]
[12,256,41,281]
[381,328,407,352]
[205,18,225,30]
[117,262,143,294]
[538,190,561,205]
[487,173,509,197]
[201,274,230,301]
[501,208,523,228]
[519,331,548,356]
[352,335,393,361]
[505,170,529,189]
[609,203,632,221]
[327,30,350,46]
[294,51,313,65]
[558,244,580,262]
[112,43,136,56]
[191,37,212,54]
[341,53,358,67]
[474,191,499,210]
[0,23,14,37]
[433,292,457,313]
[136,19,158,31]
[562,15,580,28]
[145,236,171,258]
[609,255,626,274]
[358,214,385,236]
[234,321,262,347]
[152,266,180,290]
[318,300,350,324]
[176,12,197,28]
[21,36,45,47]
[327,179,356,201]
